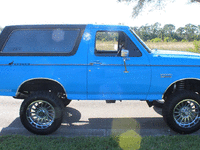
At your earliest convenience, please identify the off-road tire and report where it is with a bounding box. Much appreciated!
[20,92,64,135]
[162,91,200,134]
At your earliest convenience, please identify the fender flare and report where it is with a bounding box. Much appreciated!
[163,77,200,98]
[16,77,67,96]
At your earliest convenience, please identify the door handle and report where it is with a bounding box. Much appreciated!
[89,60,102,65]
[123,58,129,73]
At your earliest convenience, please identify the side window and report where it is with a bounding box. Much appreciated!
[96,31,119,53]
[95,31,142,57]
[2,29,80,54]
[124,33,142,57]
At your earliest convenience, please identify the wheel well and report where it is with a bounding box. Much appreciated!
[164,79,200,100]
[16,79,66,99]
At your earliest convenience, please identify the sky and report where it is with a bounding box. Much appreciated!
[0,0,199,29]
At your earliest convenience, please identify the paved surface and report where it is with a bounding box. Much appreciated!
[0,96,200,137]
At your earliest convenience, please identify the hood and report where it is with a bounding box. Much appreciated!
[151,49,200,59]
[150,49,200,66]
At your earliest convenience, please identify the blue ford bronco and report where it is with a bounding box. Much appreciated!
[0,24,200,135]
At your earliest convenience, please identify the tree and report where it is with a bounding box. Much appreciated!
[176,27,185,41]
[138,25,151,41]
[184,24,198,41]
[198,25,200,40]
[118,0,200,18]
[131,22,200,42]
[149,22,162,39]
[163,24,176,40]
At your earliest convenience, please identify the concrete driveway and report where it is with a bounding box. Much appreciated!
[0,96,200,137]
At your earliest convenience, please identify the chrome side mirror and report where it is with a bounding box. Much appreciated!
[121,49,129,57]
[121,49,129,73]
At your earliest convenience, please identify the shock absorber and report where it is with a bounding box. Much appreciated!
[176,80,185,91]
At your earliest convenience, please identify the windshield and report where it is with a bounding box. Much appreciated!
[130,29,151,53]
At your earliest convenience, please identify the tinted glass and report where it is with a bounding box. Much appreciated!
[3,29,80,53]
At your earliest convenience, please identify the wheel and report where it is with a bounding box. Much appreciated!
[153,100,164,108]
[163,91,200,134]
[20,92,64,135]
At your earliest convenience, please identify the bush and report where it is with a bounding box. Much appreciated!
[172,39,177,42]
[151,38,162,42]
[181,39,188,42]
[194,40,200,52]
[187,40,200,53]
[164,37,170,42]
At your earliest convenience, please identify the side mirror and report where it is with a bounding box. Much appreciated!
[121,49,129,73]
[121,49,129,57]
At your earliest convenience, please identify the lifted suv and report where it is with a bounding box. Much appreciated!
[1,24,200,134]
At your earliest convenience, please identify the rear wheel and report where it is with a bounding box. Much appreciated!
[163,91,200,134]
[20,92,63,135]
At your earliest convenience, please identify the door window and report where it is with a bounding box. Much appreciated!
[96,31,118,52]
[95,31,142,57]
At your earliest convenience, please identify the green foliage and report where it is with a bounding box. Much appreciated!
[187,40,200,53]
[151,38,162,42]
[193,40,200,52]
[172,39,177,42]
[181,39,188,42]
[132,22,200,42]
[164,37,171,42]
[96,32,118,41]
[163,38,177,42]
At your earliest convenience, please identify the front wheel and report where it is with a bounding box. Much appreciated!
[163,91,200,134]
[20,92,63,135]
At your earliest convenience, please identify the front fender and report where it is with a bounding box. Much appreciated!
[147,66,200,101]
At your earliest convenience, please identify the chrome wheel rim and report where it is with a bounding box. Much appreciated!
[173,99,200,128]
[26,100,55,129]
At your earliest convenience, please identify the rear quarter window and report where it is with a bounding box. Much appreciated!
[2,29,80,55]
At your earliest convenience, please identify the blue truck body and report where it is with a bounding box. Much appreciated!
[0,24,199,101]
[1,24,200,134]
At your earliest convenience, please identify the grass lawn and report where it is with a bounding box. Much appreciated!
[0,134,200,150]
